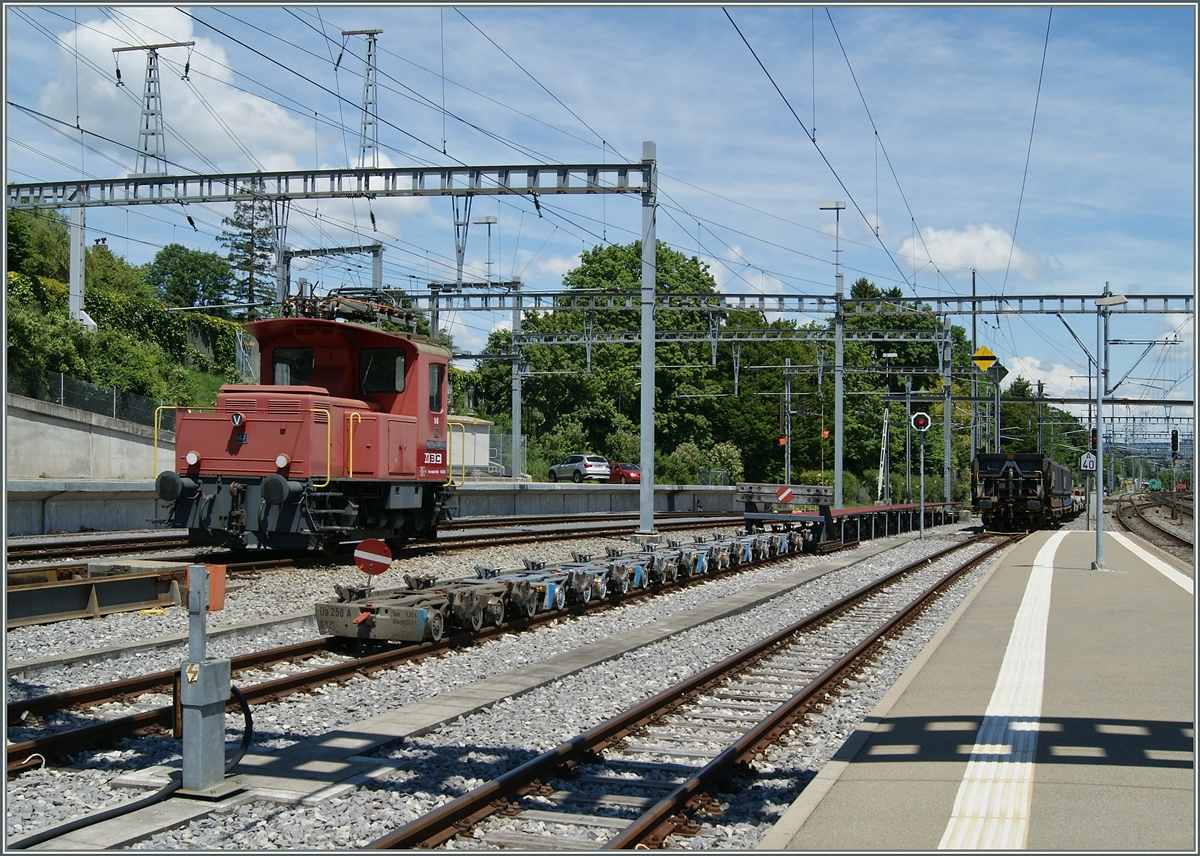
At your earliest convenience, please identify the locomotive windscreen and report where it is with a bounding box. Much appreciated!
[359,348,407,393]
[273,347,314,385]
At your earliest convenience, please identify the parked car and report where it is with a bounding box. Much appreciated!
[607,462,641,484]
[548,454,610,483]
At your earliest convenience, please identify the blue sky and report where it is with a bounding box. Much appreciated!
[4,5,1195,423]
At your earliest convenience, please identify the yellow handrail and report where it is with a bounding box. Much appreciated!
[153,405,175,478]
[446,421,466,487]
[347,412,361,477]
[311,408,332,487]
[153,404,216,477]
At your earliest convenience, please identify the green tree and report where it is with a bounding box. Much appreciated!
[218,193,276,320]
[85,240,153,299]
[7,208,70,281]
[145,243,235,316]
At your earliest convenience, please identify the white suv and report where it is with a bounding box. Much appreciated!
[548,454,611,483]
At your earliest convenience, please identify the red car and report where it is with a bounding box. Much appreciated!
[608,462,641,484]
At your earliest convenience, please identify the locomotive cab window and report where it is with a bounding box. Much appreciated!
[429,364,445,412]
[359,348,407,394]
[273,348,314,385]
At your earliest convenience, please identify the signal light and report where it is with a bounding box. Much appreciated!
[911,412,931,432]
[778,437,787,446]
[1171,429,1179,457]
[1090,428,1097,451]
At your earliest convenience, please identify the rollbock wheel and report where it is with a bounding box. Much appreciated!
[573,471,583,483]
[594,579,607,600]
[618,574,631,595]
[465,602,483,633]
[521,596,537,619]
[426,610,444,642]
[487,599,505,627]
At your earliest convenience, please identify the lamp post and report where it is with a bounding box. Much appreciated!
[1093,291,1127,569]
[820,201,846,508]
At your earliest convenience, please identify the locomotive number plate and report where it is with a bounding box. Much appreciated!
[423,451,444,465]
[233,432,248,443]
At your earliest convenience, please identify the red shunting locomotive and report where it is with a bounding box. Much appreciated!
[155,305,456,552]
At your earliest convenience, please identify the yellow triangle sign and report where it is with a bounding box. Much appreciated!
[972,346,996,372]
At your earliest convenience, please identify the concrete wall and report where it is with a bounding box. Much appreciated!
[455,483,736,517]
[7,480,735,537]
[7,480,169,536]
[6,394,175,480]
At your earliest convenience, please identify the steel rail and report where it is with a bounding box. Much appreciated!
[603,535,1013,849]
[366,534,1007,850]
[5,530,789,775]
[1117,494,1193,550]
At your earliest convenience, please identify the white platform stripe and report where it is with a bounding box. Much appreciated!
[1110,532,1193,595]
[939,530,1068,850]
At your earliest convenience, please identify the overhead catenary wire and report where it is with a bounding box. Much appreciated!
[1001,7,1053,297]
[722,7,916,297]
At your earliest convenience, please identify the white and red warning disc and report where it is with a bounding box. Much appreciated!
[353,538,392,575]
[776,485,794,503]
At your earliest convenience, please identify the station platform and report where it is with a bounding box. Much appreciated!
[760,528,1195,851]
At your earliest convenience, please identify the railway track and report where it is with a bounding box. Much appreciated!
[5,526,807,776]
[5,513,741,566]
[1115,493,1193,553]
[5,514,745,629]
[366,534,1013,850]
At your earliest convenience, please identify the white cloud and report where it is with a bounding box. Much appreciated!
[898,223,1043,281]
[530,254,580,282]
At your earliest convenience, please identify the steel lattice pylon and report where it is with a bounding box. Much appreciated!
[136,50,167,175]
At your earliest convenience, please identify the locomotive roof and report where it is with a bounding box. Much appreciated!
[244,316,452,359]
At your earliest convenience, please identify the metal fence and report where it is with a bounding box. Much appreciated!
[8,371,176,431]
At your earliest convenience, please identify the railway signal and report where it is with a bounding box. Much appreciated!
[1171,429,1179,457]
[1090,427,1098,451]
[911,412,931,432]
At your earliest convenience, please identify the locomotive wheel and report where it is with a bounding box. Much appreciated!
[426,611,444,642]
[487,599,505,627]
[386,536,409,552]
[465,602,484,633]
[320,536,340,557]
[548,471,558,483]
[573,471,583,483]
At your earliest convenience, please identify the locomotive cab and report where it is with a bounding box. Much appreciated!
[157,315,456,552]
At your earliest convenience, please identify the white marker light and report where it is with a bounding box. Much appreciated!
[186,451,201,466]
[276,454,290,469]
